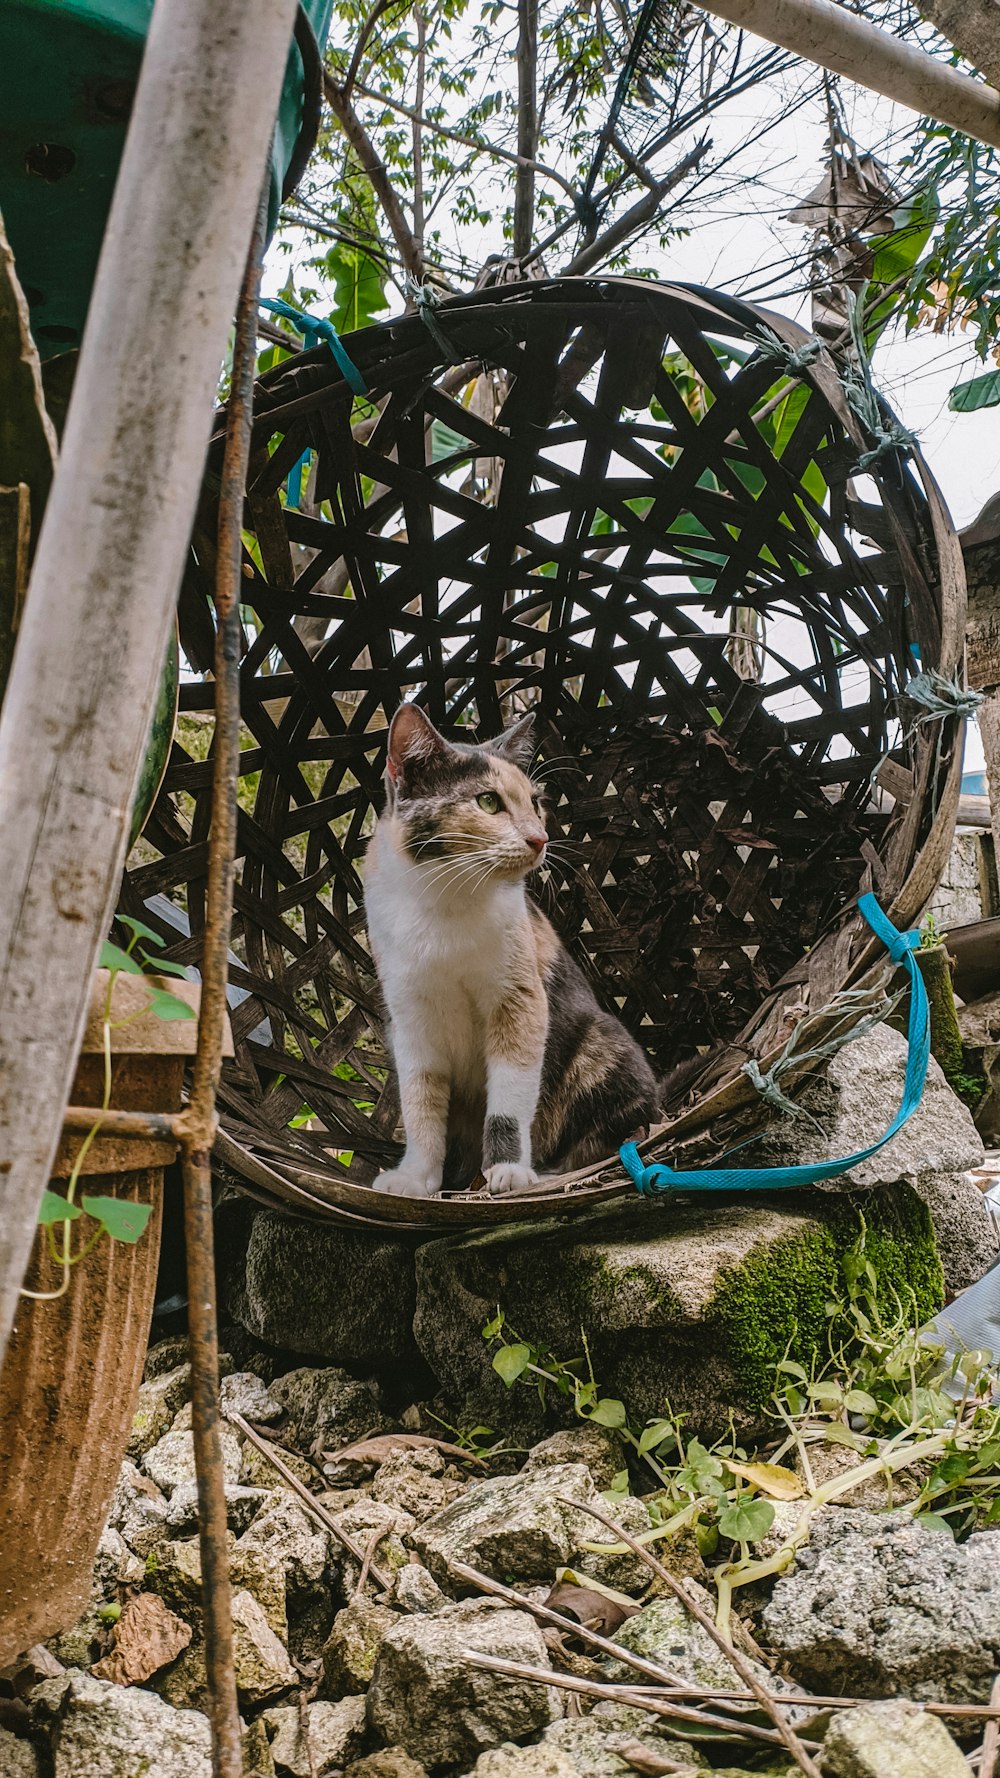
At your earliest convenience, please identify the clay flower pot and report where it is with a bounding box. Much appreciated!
[0,968,204,1663]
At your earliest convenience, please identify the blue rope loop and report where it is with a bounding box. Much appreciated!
[260,297,368,397]
[621,893,929,1199]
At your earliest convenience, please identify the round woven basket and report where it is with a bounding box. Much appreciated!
[121,276,966,1230]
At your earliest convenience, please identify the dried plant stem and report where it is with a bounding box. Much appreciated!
[227,1412,394,1592]
[981,1673,1000,1778]
[559,1497,824,1778]
[447,1560,686,1688]
[463,1651,823,1754]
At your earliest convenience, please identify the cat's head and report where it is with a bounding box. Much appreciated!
[382,704,548,879]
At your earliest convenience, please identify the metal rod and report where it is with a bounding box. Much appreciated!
[180,190,267,1778]
[61,1106,184,1141]
[697,0,1000,150]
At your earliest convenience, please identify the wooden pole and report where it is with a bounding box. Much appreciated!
[697,0,1000,150]
[0,0,298,1367]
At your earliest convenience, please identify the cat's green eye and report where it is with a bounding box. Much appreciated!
[477,791,503,814]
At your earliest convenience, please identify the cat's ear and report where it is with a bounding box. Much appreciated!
[487,712,536,768]
[386,703,449,786]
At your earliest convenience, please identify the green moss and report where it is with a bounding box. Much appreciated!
[709,1189,943,1411]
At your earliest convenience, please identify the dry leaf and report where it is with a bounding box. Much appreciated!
[724,1459,804,1500]
[323,1432,486,1470]
[91,1592,192,1686]
[544,1580,640,1639]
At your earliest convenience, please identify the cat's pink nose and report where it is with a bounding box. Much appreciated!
[526,830,547,854]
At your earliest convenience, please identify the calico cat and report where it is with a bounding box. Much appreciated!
[364,703,659,1197]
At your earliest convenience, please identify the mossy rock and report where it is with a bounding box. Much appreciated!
[413,1184,942,1441]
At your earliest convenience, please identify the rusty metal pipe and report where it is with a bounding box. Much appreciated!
[180,190,267,1778]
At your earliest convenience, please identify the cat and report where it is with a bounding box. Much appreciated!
[363,703,659,1197]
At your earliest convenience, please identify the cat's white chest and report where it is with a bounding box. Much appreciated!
[365,834,523,1078]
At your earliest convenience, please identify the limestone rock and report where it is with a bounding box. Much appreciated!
[347,1752,429,1778]
[220,1370,284,1424]
[323,1597,399,1693]
[32,1671,211,1777]
[235,1493,333,1606]
[822,1698,970,1777]
[261,1697,367,1776]
[143,1426,242,1496]
[155,1589,297,1709]
[744,1025,984,1185]
[412,1462,650,1591]
[269,1366,382,1453]
[334,1499,416,1596]
[762,1508,1000,1700]
[164,1480,271,1537]
[45,1603,109,1669]
[413,1184,941,1440]
[144,1337,192,1381]
[105,1460,171,1559]
[229,1211,419,1368]
[241,1439,318,1493]
[244,1716,277,1778]
[525,1427,624,1490]
[0,1727,39,1778]
[542,1702,704,1778]
[393,1563,446,1614]
[370,1445,463,1519]
[366,1597,561,1767]
[465,1747,582,1778]
[93,1523,145,1594]
[914,1169,998,1292]
[604,1592,772,1696]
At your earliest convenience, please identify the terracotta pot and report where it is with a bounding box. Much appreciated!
[0,969,203,1663]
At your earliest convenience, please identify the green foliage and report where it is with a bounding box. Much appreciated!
[25,915,192,1305]
[325,240,388,335]
[949,369,1000,413]
[481,1219,1000,1628]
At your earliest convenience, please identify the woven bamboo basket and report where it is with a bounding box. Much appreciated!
[120,277,967,1230]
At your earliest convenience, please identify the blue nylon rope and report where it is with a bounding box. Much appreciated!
[259,297,368,396]
[620,893,929,1198]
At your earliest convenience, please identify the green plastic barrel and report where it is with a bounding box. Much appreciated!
[0,0,333,359]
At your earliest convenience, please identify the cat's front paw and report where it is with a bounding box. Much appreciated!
[484,1163,539,1197]
[371,1167,441,1198]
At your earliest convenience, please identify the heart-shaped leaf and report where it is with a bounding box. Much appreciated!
[717,1497,775,1544]
[492,1343,531,1386]
[37,1190,82,1226]
[100,941,143,975]
[146,986,196,1021]
[81,1195,154,1244]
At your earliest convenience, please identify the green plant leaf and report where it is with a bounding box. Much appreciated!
[37,1190,82,1226]
[588,1398,627,1429]
[118,915,165,947]
[717,1497,775,1544]
[844,1389,879,1416]
[143,957,191,979]
[949,370,1000,413]
[326,240,387,336]
[146,986,196,1021]
[492,1343,531,1386]
[913,1511,955,1536]
[481,1310,504,1339]
[99,940,143,976]
[81,1195,154,1245]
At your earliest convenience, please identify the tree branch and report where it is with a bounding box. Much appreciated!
[351,77,577,199]
[563,138,710,274]
[514,0,540,258]
[341,0,407,99]
[324,70,425,285]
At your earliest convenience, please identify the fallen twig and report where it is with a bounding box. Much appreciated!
[227,1411,394,1593]
[462,1651,823,1753]
[323,1431,488,1470]
[355,1525,384,1598]
[558,1496,824,1778]
[981,1672,1000,1778]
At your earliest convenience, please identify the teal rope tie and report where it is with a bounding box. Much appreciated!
[260,297,368,395]
[620,893,929,1198]
[259,298,368,509]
